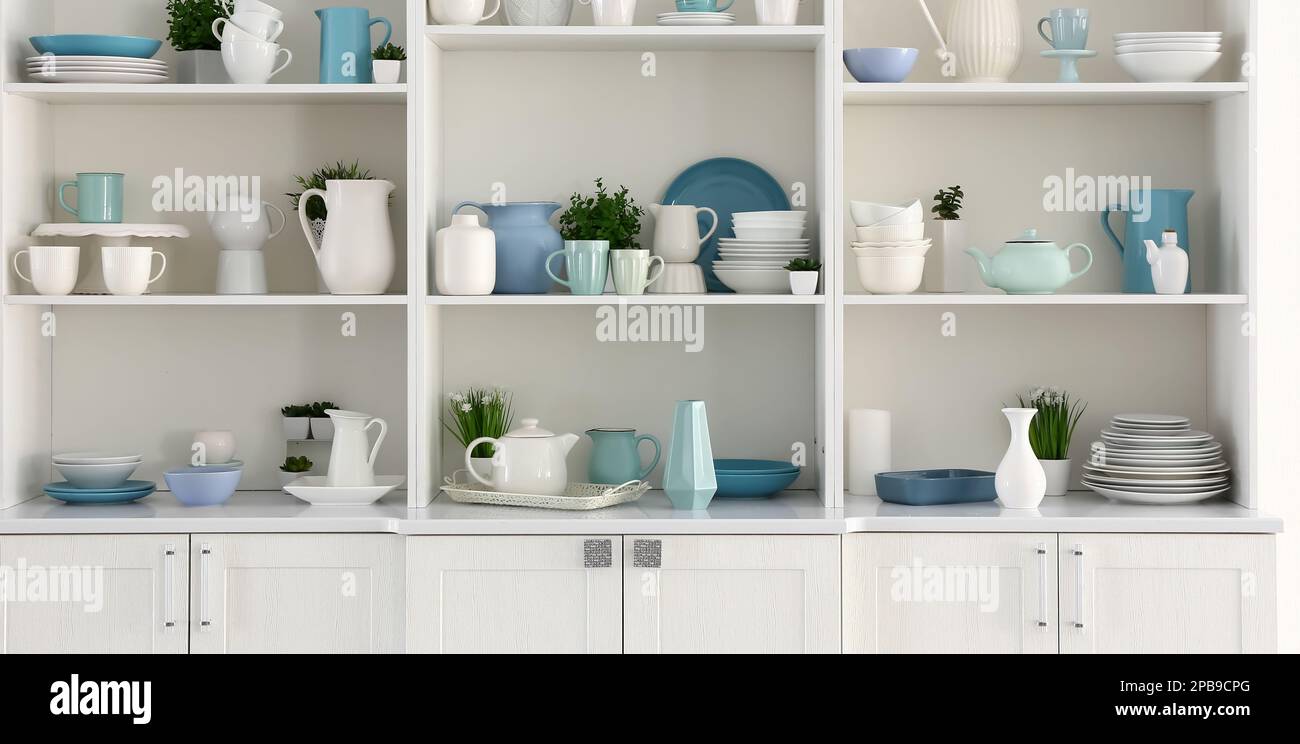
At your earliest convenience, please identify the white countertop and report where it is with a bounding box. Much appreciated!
[0,490,1281,535]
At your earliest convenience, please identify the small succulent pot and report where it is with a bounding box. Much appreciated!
[1040,459,1072,497]
[283,417,310,441]
[279,470,307,491]
[373,60,402,84]
[310,417,335,441]
[789,271,819,295]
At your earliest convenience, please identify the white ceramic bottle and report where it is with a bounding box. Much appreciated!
[996,408,1046,509]
[1145,230,1190,295]
[435,214,496,296]
[946,0,1022,83]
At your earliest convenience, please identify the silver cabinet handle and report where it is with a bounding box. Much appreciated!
[1036,543,1048,628]
[1073,544,1085,630]
[163,544,176,629]
[583,539,612,569]
[632,539,662,568]
[200,543,212,631]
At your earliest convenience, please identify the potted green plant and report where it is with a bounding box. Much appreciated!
[278,455,313,490]
[167,0,233,84]
[280,404,312,440]
[785,258,822,296]
[926,185,967,293]
[558,179,644,296]
[444,388,514,481]
[372,43,406,84]
[308,401,340,442]
[1017,387,1087,496]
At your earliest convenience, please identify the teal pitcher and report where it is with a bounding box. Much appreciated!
[1101,189,1193,294]
[316,7,392,84]
[587,429,661,485]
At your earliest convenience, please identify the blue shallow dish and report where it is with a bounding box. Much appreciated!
[874,469,996,506]
[714,468,801,500]
[30,35,163,59]
[843,47,919,83]
[714,459,799,475]
[44,480,156,505]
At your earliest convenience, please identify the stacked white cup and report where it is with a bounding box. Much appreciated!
[214,0,292,84]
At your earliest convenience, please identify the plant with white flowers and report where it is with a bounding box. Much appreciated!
[443,388,514,458]
[1016,386,1086,460]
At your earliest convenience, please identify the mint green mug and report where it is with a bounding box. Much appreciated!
[546,240,610,296]
[59,173,124,224]
[611,249,665,296]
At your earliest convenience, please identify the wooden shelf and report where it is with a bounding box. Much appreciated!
[2,83,407,105]
[843,82,1249,106]
[843,293,1249,306]
[427,293,826,306]
[5,293,409,306]
[426,25,826,51]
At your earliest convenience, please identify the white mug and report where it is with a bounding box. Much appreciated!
[213,13,285,43]
[221,39,292,84]
[581,0,636,26]
[430,0,501,25]
[754,0,801,25]
[193,430,236,465]
[102,245,166,296]
[234,0,282,19]
[13,245,79,296]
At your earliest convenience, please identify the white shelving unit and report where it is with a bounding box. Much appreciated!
[2,83,408,105]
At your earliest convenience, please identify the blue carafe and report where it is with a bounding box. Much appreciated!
[1101,189,1194,293]
[453,201,563,294]
[316,7,392,84]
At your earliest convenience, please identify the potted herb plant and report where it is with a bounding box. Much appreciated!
[308,401,339,441]
[444,388,514,482]
[372,43,406,84]
[925,185,968,293]
[785,258,822,296]
[558,179,644,296]
[281,404,312,440]
[279,455,313,490]
[167,0,233,84]
[1017,387,1087,496]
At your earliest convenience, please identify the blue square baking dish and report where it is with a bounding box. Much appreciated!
[874,469,997,506]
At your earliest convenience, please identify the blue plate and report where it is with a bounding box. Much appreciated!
[30,35,163,59]
[714,469,801,500]
[44,480,156,505]
[663,157,791,293]
[714,459,799,475]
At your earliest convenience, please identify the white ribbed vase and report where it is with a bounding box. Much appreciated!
[945,0,1022,83]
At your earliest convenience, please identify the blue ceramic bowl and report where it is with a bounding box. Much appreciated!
[164,466,242,507]
[714,469,801,500]
[714,459,800,475]
[30,35,163,59]
[843,47,919,83]
[874,469,997,506]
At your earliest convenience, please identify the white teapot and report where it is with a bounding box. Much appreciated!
[466,418,579,496]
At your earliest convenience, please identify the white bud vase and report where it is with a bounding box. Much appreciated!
[996,408,1046,509]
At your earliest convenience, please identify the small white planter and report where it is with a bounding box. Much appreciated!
[789,271,819,295]
[310,417,335,441]
[373,60,402,84]
[1040,459,1073,497]
[924,219,971,293]
[282,417,310,441]
[279,470,308,491]
[177,50,230,84]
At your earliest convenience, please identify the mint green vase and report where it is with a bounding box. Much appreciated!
[664,401,717,510]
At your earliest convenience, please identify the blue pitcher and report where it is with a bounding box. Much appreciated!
[1101,189,1193,294]
[453,201,563,294]
[316,7,392,84]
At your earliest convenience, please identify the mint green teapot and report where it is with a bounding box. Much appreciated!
[966,229,1093,295]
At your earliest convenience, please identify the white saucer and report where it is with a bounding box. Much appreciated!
[284,475,404,506]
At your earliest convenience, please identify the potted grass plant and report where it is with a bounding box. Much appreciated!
[558,179,644,296]
[372,43,406,84]
[167,0,233,83]
[1017,387,1087,496]
[280,404,312,440]
[785,258,822,296]
[279,455,313,490]
[444,388,514,482]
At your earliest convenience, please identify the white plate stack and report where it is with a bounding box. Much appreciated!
[27,55,169,84]
[849,199,927,294]
[657,11,736,26]
[1082,413,1231,505]
[1114,32,1222,82]
[714,210,809,294]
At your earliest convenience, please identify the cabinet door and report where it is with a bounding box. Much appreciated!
[1060,534,1276,654]
[0,535,188,654]
[624,535,840,654]
[843,534,1057,654]
[190,534,403,654]
[406,536,622,654]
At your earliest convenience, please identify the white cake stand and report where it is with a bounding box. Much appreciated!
[29,223,190,294]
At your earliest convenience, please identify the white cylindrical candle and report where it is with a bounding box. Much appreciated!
[848,409,892,497]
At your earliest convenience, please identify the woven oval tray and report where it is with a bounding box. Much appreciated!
[441,479,649,511]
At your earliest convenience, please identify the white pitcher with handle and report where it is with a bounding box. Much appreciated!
[298,180,397,295]
[325,410,388,487]
[649,203,719,263]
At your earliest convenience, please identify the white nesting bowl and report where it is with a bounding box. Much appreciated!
[714,269,791,294]
[855,256,925,294]
[1116,50,1221,82]
[54,460,140,489]
[849,199,922,227]
[855,223,926,243]
[851,242,931,258]
[1115,41,1221,53]
[733,225,806,241]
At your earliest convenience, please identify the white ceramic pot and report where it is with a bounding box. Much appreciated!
[466,418,580,496]
[923,219,969,293]
[996,408,1047,509]
[503,0,574,26]
[585,0,636,26]
[435,214,496,295]
[945,0,1022,83]
[279,470,306,491]
[1040,459,1072,497]
[283,417,310,440]
[176,50,231,84]
[298,180,397,295]
[430,0,501,25]
[789,271,819,295]
[310,417,335,441]
[373,60,402,84]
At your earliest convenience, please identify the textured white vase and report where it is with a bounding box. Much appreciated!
[945,0,1022,83]
[996,408,1046,509]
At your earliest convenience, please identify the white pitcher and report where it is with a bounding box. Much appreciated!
[649,203,718,263]
[298,180,397,295]
[325,410,388,487]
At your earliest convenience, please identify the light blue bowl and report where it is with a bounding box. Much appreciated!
[164,466,242,507]
[843,47,919,83]
[30,35,163,59]
[714,469,801,500]
[714,459,799,475]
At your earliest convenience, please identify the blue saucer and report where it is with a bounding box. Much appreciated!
[29,35,163,59]
[44,480,156,505]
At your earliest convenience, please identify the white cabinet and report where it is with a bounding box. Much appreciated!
[190,534,403,654]
[623,535,840,654]
[843,534,1058,654]
[0,535,188,654]
[405,536,622,654]
[1059,534,1276,654]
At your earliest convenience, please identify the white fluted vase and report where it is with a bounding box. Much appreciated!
[996,408,1046,509]
[945,0,1022,83]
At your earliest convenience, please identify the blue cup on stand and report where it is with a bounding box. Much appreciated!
[1038,8,1090,50]
[677,0,734,11]
[58,173,124,224]
[316,6,392,84]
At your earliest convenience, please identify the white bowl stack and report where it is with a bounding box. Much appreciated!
[1082,414,1231,505]
[849,199,928,294]
[52,452,143,489]
[1114,31,1222,82]
[714,211,810,294]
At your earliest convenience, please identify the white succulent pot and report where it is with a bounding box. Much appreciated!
[279,470,306,491]
[923,219,971,293]
[372,60,402,84]
[282,417,310,441]
[177,49,231,84]
[789,271,819,295]
[1040,459,1072,497]
[310,417,335,441]
[996,408,1046,509]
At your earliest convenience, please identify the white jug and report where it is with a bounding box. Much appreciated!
[325,410,388,487]
[298,180,397,295]
[649,203,719,263]
[208,201,286,251]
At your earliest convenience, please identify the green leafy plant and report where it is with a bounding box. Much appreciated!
[373,43,407,61]
[281,404,313,417]
[166,0,232,52]
[558,178,644,251]
[288,161,375,222]
[444,388,514,459]
[931,185,964,220]
[308,401,339,418]
[280,456,314,474]
[1016,387,1087,461]
[785,258,822,272]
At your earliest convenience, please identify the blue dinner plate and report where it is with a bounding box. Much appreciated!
[662,157,791,293]
[44,480,156,505]
[30,35,163,59]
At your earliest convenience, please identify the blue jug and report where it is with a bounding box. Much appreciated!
[453,201,563,294]
[1101,189,1193,294]
[316,7,392,84]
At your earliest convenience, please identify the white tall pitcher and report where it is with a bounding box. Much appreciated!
[298,180,397,295]
[325,410,388,487]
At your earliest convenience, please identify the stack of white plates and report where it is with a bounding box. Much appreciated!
[1082,414,1230,505]
[27,55,169,84]
[658,12,736,26]
[1114,32,1222,83]
[714,210,809,294]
